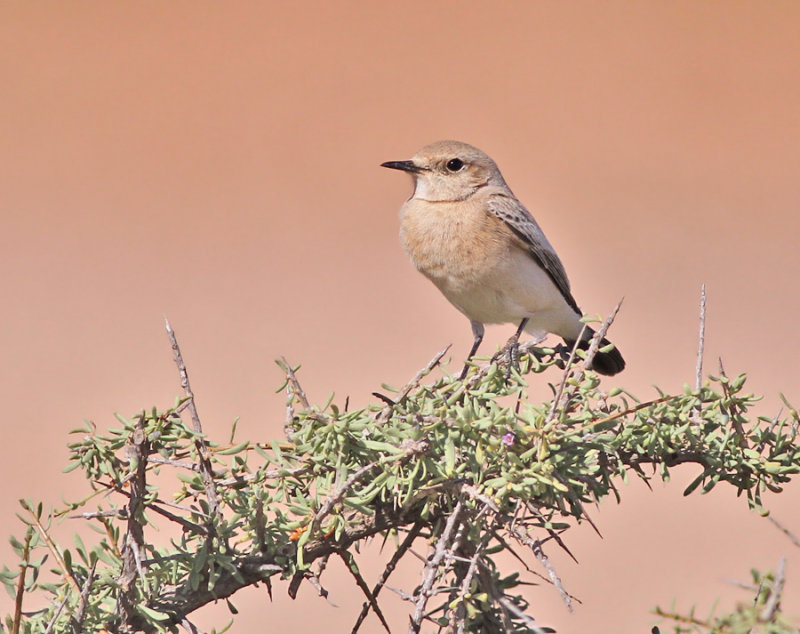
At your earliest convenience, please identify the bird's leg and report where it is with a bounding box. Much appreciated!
[502,318,529,376]
[459,321,485,380]
[556,340,576,368]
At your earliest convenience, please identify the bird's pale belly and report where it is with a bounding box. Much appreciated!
[411,238,564,326]
[432,258,562,324]
[400,199,577,336]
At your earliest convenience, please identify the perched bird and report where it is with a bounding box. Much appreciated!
[381,140,625,376]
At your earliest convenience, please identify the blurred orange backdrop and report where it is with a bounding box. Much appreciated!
[2,2,799,632]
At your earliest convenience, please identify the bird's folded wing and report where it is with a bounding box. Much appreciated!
[487,192,581,314]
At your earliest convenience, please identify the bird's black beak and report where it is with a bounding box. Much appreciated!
[380,160,424,174]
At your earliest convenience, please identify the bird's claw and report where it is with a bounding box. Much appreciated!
[504,340,522,379]
[490,338,522,380]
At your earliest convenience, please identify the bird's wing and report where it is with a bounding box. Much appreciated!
[487,192,581,314]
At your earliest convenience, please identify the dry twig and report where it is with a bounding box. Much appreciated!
[451,513,496,634]
[695,284,707,392]
[352,524,423,634]
[21,501,80,593]
[280,356,310,439]
[338,549,391,633]
[116,416,149,630]
[409,499,464,633]
[768,515,800,549]
[70,560,97,634]
[376,344,451,423]
[11,526,34,634]
[760,556,787,622]
[165,318,220,518]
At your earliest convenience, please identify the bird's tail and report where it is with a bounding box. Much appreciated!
[564,330,625,376]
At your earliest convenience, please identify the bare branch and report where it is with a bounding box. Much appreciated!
[147,455,201,472]
[768,515,800,549]
[531,537,573,612]
[506,521,574,612]
[695,284,707,392]
[376,344,451,423]
[11,526,34,634]
[546,326,587,424]
[20,501,80,593]
[95,482,209,534]
[402,344,451,398]
[289,567,338,606]
[117,416,149,630]
[43,593,70,634]
[409,499,464,634]
[652,606,712,628]
[279,356,311,410]
[528,505,579,564]
[165,318,220,518]
[70,561,97,634]
[760,556,787,622]
[451,513,495,634]
[581,298,623,375]
[69,509,126,520]
[338,549,391,633]
[352,524,423,634]
[216,464,309,488]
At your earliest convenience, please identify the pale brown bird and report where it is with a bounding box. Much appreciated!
[382,140,625,376]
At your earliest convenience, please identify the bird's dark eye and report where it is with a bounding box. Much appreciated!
[446,158,464,172]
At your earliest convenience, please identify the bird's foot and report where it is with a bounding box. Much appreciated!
[505,340,521,378]
[553,343,574,369]
[493,336,523,380]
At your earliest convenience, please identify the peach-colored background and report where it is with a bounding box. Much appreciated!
[2,2,799,632]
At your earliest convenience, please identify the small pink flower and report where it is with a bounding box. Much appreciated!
[501,433,515,447]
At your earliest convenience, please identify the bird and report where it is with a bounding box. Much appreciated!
[381,140,625,377]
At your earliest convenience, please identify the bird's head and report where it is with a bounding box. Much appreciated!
[381,140,508,202]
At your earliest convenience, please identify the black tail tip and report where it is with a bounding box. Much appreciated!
[589,343,625,376]
[565,337,626,376]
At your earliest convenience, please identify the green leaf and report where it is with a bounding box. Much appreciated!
[136,604,171,622]
[360,439,404,454]
[444,435,456,476]
[216,441,250,456]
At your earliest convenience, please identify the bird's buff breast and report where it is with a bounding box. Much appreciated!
[399,199,523,322]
